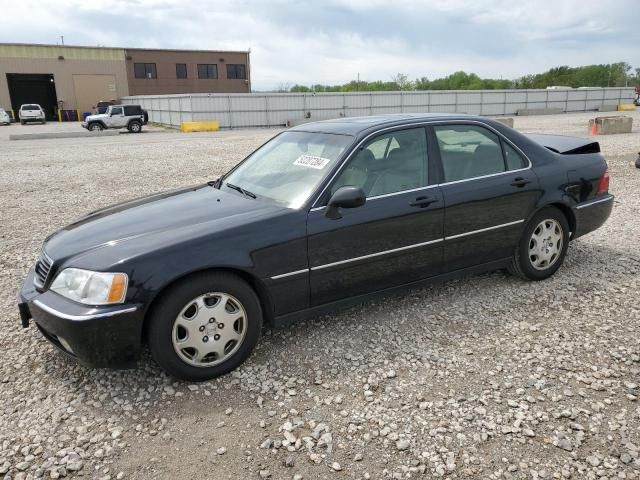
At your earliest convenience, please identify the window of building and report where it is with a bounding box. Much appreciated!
[134,63,157,79]
[197,64,218,79]
[226,64,247,80]
[176,63,187,79]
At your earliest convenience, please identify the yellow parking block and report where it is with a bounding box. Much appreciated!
[617,104,636,111]
[180,121,220,132]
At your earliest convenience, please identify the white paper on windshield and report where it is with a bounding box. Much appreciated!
[293,154,331,170]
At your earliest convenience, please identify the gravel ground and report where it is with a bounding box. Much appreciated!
[1,111,639,480]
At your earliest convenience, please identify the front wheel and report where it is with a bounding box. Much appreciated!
[147,272,263,381]
[509,207,569,281]
[88,122,103,131]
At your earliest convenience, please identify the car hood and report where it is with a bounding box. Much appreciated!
[85,113,107,122]
[43,184,286,262]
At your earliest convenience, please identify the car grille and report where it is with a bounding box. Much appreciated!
[33,251,53,288]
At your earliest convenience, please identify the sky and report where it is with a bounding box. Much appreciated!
[0,0,638,90]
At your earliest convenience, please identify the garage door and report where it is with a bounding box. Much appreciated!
[73,74,118,114]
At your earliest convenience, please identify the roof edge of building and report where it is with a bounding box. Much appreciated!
[0,42,248,54]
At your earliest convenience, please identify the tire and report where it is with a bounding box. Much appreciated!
[147,272,263,381]
[20,120,25,125]
[509,206,569,281]
[127,120,142,133]
[88,122,103,131]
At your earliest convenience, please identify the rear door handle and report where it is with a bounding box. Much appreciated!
[409,196,438,208]
[510,177,531,188]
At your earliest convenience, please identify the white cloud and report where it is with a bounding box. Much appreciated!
[0,0,637,90]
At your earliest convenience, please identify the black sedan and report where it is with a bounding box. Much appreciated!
[18,114,613,381]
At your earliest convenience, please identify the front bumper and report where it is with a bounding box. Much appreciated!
[81,122,88,129]
[18,268,145,368]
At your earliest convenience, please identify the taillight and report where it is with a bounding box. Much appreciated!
[596,167,609,195]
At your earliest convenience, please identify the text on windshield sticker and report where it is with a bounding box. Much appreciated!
[293,154,331,169]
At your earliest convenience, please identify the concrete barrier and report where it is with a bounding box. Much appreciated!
[180,121,220,132]
[492,117,514,128]
[9,131,121,141]
[597,104,618,112]
[517,108,564,116]
[588,116,633,135]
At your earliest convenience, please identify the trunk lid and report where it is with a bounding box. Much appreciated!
[524,134,600,155]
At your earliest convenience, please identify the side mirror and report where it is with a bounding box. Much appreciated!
[325,186,365,219]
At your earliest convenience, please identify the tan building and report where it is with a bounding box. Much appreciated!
[0,43,250,120]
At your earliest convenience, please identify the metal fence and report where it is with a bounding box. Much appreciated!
[123,87,635,129]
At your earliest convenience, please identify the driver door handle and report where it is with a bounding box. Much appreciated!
[409,196,438,208]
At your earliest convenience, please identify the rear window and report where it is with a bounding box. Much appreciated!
[123,105,142,116]
[21,105,40,110]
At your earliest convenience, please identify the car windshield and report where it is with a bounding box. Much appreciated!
[22,105,40,110]
[223,131,354,208]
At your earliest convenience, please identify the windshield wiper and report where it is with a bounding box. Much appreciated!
[226,182,257,199]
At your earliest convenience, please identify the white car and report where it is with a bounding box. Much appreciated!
[0,108,10,125]
[19,104,46,125]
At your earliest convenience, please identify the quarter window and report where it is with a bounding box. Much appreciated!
[332,128,428,198]
[434,125,511,182]
[503,142,527,170]
[176,63,187,79]
[226,64,247,79]
[134,63,157,79]
[198,64,218,79]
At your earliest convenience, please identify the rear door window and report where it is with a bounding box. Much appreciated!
[434,125,506,182]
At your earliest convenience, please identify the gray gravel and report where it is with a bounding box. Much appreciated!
[0,111,639,479]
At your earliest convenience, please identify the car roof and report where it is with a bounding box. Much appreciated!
[288,113,488,136]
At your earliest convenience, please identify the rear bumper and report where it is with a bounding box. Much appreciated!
[572,194,614,239]
[18,269,145,368]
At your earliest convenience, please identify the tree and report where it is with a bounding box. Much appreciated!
[391,73,415,91]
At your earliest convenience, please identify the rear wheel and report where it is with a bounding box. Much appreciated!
[128,120,142,133]
[20,120,25,125]
[509,206,569,281]
[147,272,263,381]
[88,122,103,131]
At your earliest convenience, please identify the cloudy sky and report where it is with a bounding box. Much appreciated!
[0,0,638,90]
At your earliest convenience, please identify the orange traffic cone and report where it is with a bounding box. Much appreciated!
[589,119,599,136]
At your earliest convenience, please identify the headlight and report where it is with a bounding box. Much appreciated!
[51,268,128,305]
